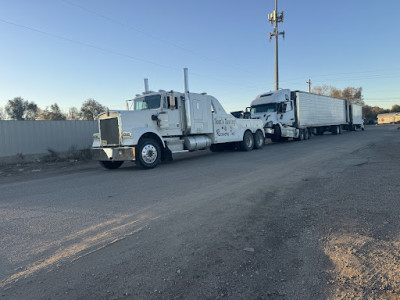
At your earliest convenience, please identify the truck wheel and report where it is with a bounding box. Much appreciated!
[136,138,161,169]
[271,125,281,142]
[338,126,342,134]
[240,131,254,151]
[99,161,124,169]
[331,125,340,135]
[304,128,310,140]
[253,130,265,149]
[296,129,305,141]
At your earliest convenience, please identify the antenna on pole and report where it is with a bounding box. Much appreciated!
[268,0,285,91]
[306,79,312,93]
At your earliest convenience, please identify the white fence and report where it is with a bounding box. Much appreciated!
[0,120,98,159]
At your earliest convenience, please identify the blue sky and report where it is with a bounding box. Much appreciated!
[1,0,399,113]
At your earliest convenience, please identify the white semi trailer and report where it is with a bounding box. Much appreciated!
[92,69,265,169]
[249,89,364,142]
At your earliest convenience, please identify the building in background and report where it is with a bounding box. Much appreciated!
[377,113,400,124]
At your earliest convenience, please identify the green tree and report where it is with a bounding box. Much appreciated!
[38,103,66,120]
[362,105,390,124]
[5,97,38,120]
[80,98,105,120]
[391,104,400,112]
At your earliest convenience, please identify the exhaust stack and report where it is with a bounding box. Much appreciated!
[183,68,191,135]
[144,78,149,94]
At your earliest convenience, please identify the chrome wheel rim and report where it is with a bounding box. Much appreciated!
[141,144,157,164]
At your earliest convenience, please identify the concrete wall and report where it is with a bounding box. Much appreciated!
[0,120,98,159]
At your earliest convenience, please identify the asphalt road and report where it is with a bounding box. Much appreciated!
[1,125,399,299]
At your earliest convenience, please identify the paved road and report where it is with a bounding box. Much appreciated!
[1,125,399,299]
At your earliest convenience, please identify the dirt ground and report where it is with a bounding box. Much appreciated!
[1,126,400,299]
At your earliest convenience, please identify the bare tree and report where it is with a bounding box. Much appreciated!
[312,85,364,105]
[312,85,341,98]
[5,97,38,120]
[80,98,105,120]
[0,107,5,120]
[342,87,364,105]
[67,107,81,120]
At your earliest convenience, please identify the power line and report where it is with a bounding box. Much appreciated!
[0,18,265,93]
[59,0,255,76]
[0,17,180,71]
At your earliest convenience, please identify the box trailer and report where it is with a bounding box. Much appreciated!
[249,89,364,142]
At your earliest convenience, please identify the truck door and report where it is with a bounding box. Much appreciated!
[158,94,182,136]
[279,101,295,126]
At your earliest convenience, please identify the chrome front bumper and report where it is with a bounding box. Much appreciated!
[92,147,136,161]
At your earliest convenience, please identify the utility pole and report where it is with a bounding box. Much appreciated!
[268,0,285,91]
[306,79,311,93]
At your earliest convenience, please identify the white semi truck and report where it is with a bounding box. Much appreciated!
[92,69,265,169]
[249,89,364,142]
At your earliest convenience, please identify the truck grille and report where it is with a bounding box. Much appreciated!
[100,117,119,145]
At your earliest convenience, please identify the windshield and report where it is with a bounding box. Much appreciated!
[251,103,277,114]
[134,95,161,111]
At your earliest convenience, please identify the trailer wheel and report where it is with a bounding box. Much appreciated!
[331,125,340,135]
[240,131,254,151]
[253,130,265,149]
[99,161,124,170]
[338,125,343,134]
[136,138,161,169]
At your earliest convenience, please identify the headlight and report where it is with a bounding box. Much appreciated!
[122,131,132,138]
[265,121,274,128]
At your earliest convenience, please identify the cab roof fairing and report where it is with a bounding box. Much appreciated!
[250,89,291,106]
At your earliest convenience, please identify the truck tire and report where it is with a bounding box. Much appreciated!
[304,128,310,140]
[240,131,254,151]
[253,130,265,149]
[136,138,161,169]
[271,125,281,142]
[99,161,124,170]
[295,129,305,141]
[331,125,340,135]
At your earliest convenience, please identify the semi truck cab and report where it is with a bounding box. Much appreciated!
[92,69,265,169]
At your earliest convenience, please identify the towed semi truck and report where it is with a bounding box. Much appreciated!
[249,89,364,142]
[92,69,265,169]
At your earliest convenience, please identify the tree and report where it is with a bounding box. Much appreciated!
[362,105,390,124]
[5,97,38,120]
[312,85,340,97]
[0,107,5,120]
[391,104,400,112]
[38,103,66,120]
[67,107,81,120]
[80,98,105,120]
[342,87,364,105]
[312,85,364,105]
